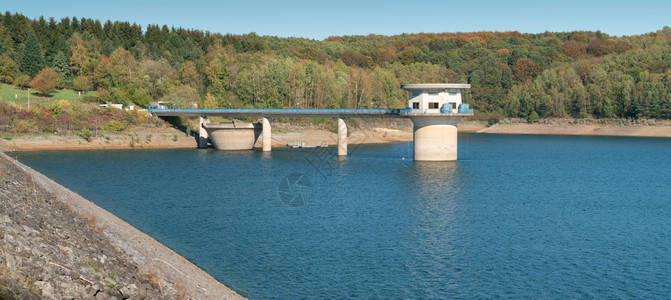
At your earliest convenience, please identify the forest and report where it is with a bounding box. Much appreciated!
[2,11,671,120]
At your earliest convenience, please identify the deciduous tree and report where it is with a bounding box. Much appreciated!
[512,58,541,82]
[30,67,61,95]
[0,53,17,83]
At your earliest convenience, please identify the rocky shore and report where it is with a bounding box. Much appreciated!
[0,152,243,299]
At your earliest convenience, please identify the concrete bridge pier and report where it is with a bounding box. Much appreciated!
[198,117,209,149]
[338,118,347,156]
[203,121,261,150]
[410,115,463,161]
[262,117,271,152]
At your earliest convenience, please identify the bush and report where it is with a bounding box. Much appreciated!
[16,119,34,133]
[79,129,93,142]
[103,119,128,131]
[527,111,540,123]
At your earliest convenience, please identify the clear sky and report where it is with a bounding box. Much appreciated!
[4,0,670,40]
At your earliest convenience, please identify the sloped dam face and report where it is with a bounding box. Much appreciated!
[204,122,261,150]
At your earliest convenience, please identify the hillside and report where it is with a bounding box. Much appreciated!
[1,11,671,121]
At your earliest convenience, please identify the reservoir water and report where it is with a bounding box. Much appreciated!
[17,133,671,298]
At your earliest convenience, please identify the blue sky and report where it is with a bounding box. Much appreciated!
[4,0,670,39]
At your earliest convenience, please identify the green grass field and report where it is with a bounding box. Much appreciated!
[0,83,97,107]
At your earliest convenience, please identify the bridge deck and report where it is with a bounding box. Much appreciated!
[147,108,473,118]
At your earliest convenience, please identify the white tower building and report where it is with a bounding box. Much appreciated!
[401,83,473,161]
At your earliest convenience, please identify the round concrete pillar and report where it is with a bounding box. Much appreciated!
[198,117,210,149]
[337,118,347,156]
[413,124,458,161]
[262,117,271,152]
[410,116,462,161]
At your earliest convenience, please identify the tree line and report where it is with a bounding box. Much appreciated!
[2,11,671,119]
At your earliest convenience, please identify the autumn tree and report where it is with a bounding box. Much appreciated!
[562,40,584,58]
[615,40,632,53]
[0,53,17,83]
[178,61,200,89]
[30,67,61,95]
[586,38,616,56]
[340,49,371,68]
[512,58,542,82]
[294,47,327,63]
[69,32,99,76]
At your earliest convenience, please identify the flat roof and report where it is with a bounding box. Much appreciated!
[400,83,471,90]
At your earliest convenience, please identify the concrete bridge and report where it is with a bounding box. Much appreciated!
[147,84,474,161]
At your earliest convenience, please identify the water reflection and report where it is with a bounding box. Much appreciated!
[404,162,469,297]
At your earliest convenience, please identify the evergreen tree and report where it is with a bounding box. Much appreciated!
[52,51,70,78]
[101,38,114,56]
[19,31,45,77]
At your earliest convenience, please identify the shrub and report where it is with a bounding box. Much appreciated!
[103,120,127,131]
[16,119,34,133]
[79,129,93,142]
[527,111,540,123]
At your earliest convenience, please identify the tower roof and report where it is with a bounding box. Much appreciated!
[400,83,471,90]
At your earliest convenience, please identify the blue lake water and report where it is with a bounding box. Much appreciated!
[17,133,671,299]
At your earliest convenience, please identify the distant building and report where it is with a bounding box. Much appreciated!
[99,103,124,109]
[147,101,170,110]
[401,83,471,114]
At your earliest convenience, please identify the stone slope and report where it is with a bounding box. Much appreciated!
[0,152,244,299]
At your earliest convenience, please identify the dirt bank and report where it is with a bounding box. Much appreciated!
[3,119,671,153]
[0,127,197,152]
[0,152,243,299]
[1,126,415,152]
[460,119,671,138]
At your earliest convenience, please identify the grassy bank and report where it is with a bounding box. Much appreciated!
[0,84,97,107]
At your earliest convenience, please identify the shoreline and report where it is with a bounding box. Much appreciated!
[459,120,671,138]
[2,121,671,152]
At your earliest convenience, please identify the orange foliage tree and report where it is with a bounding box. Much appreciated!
[562,40,585,58]
[29,68,61,95]
[512,58,541,82]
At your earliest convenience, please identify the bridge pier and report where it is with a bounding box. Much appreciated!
[204,121,261,150]
[262,117,271,152]
[410,116,463,161]
[198,117,209,149]
[338,118,347,156]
